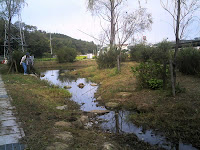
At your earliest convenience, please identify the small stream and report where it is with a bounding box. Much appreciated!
[41,69,198,150]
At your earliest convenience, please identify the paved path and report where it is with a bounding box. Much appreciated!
[0,75,25,150]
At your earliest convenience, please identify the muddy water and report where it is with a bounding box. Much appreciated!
[41,69,198,150]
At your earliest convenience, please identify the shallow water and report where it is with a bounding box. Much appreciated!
[41,69,198,150]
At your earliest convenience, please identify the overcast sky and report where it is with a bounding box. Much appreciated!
[19,0,200,44]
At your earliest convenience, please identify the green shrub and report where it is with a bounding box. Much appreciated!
[121,50,128,62]
[9,51,25,73]
[56,47,77,63]
[177,47,200,75]
[43,52,52,58]
[132,60,169,89]
[130,44,154,62]
[97,49,117,69]
[148,78,163,90]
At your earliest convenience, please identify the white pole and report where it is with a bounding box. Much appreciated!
[50,33,53,56]
[19,15,24,52]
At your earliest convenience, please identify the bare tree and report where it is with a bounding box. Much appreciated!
[161,0,200,96]
[116,8,152,71]
[87,0,152,71]
[0,0,26,55]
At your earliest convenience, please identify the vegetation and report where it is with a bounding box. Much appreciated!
[177,47,200,75]
[56,47,77,63]
[131,41,171,90]
[0,63,161,150]
[97,49,118,69]
[70,60,200,149]
[0,18,97,58]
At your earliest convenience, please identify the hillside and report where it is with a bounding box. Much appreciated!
[0,18,97,57]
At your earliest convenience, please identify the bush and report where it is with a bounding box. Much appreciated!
[96,49,117,69]
[130,44,154,62]
[56,47,77,63]
[132,60,169,89]
[177,47,200,75]
[9,51,25,73]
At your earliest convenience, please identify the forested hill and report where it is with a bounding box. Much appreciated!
[0,18,97,57]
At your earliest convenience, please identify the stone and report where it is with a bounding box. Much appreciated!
[40,74,45,77]
[56,105,68,110]
[78,83,85,88]
[87,110,110,115]
[84,122,93,129]
[55,121,72,128]
[60,73,65,76]
[96,96,102,101]
[105,102,119,109]
[80,115,89,125]
[90,83,98,86]
[102,142,117,150]
[29,74,38,78]
[72,119,83,128]
[55,131,73,143]
[116,92,132,98]
[46,142,69,150]
[64,86,72,89]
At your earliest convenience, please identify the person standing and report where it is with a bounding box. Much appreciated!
[20,52,30,75]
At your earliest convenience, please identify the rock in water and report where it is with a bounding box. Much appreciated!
[60,73,65,76]
[78,83,85,88]
[64,86,72,89]
[87,110,110,115]
[40,74,45,77]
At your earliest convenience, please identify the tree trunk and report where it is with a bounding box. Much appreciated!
[162,61,167,90]
[110,0,115,48]
[172,0,181,96]
[8,17,12,55]
[170,59,175,96]
[117,55,120,72]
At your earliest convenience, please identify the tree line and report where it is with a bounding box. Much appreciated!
[0,18,97,58]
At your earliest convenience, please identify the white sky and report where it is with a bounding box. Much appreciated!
[18,0,200,44]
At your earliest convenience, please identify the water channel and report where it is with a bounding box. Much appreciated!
[40,69,198,150]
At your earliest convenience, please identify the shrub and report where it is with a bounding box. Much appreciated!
[177,47,200,75]
[130,44,154,62]
[9,51,25,73]
[56,47,77,63]
[132,60,169,89]
[96,49,117,69]
[148,78,163,90]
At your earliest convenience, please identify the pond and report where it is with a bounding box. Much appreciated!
[41,69,198,150]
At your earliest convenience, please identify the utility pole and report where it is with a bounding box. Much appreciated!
[18,14,24,52]
[50,33,53,56]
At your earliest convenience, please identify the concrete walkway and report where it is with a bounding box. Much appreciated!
[0,75,25,150]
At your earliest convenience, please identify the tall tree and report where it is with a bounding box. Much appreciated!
[87,0,152,71]
[0,0,25,55]
[161,0,200,96]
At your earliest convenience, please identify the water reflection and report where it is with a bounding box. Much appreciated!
[41,69,198,150]
[99,111,198,150]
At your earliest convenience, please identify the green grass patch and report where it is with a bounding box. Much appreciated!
[76,55,87,60]
[35,57,57,61]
